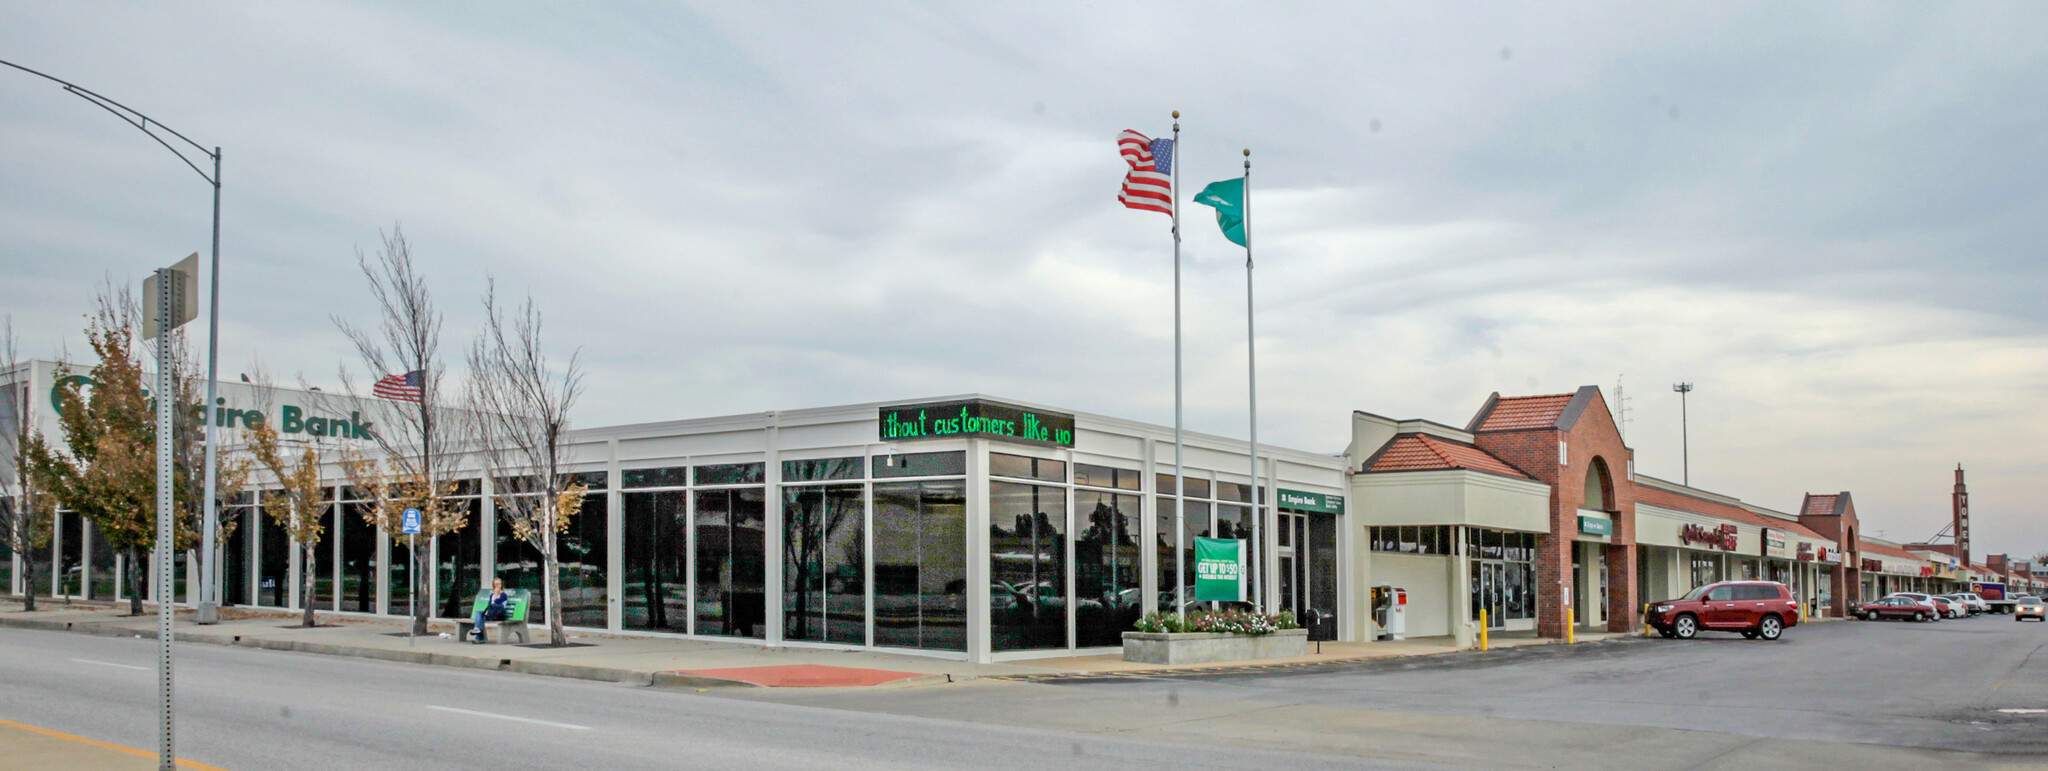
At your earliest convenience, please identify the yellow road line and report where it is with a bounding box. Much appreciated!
[0,717,227,770]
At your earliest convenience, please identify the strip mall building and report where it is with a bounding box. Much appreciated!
[5,360,2037,660]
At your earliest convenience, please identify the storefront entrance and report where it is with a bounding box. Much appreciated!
[1277,509,1338,630]
[1474,560,1509,630]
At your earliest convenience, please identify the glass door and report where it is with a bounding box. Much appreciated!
[1472,560,1508,629]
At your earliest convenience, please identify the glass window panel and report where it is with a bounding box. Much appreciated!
[1155,496,1181,613]
[1310,512,1338,624]
[1076,491,1142,647]
[340,503,376,613]
[1074,463,1140,491]
[1216,504,1258,608]
[782,485,867,644]
[558,495,609,628]
[434,499,482,618]
[258,495,290,608]
[622,467,690,489]
[1181,500,1211,602]
[782,457,863,483]
[59,511,82,597]
[387,524,415,617]
[874,481,967,651]
[872,451,965,479]
[694,463,766,486]
[1154,475,1213,500]
[694,488,768,638]
[1399,526,1418,554]
[570,471,609,491]
[622,491,688,632]
[1215,482,1263,504]
[989,453,1066,483]
[991,481,1068,651]
[87,522,116,600]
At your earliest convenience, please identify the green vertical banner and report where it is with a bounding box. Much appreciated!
[1193,537,1247,602]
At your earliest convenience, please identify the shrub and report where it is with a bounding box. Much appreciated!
[1132,608,1300,636]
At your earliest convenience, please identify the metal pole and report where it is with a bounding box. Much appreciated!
[153,268,177,771]
[1170,113,1186,618]
[1242,149,1259,614]
[408,533,416,646]
[1673,383,1692,486]
[199,149,222,623]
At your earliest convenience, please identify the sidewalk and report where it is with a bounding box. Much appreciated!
[0,599,1638,688]
[0,718,222,770]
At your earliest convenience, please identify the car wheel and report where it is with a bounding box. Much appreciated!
[1860,611,1875,621]
[1673,614,1699,639]
[1758,615,1783,640]
[1913,612,1926,622]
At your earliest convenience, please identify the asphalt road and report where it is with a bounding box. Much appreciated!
[0,626,1401,771]
[4,614,2042,769]
[1022,613,2048,754]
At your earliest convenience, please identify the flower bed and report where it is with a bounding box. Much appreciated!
[1123,610,1307,665]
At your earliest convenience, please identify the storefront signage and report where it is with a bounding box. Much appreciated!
[1193,537,1247,602]
[1762,528,1789,558]
[1920,566,1934,577]
[51,373,378,439]
[1818,546,1840,564]
[1277,489,1344,514]
[877,399,1075,448]
[1861,558,1884,573]
[1796,542,1815,561]
[1680,523,1737,551]
[1577,514,1613,536]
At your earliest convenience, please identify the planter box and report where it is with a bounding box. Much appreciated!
[1120,628,1308,665]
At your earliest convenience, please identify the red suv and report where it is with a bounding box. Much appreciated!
[1646,580,1801,641]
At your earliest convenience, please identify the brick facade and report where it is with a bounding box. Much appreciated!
[1796,492,1862,615]
[1472,387,1637,637]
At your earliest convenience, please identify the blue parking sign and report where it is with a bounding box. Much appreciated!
[401,507,422,534]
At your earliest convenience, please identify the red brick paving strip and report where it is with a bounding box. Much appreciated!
[670,664,926,687]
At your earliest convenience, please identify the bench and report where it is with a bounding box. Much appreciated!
[456,589,531,644]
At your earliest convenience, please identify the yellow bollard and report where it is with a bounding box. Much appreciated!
[1567,608,1576,644]
[1480,609,1490,651]
[1642,603,1654,637]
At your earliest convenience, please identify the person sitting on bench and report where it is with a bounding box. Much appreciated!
[471,577,511,644]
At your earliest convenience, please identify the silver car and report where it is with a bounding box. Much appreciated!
[2015,596,2045,622]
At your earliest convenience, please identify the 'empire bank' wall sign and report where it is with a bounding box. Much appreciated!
[879,399,1075,448]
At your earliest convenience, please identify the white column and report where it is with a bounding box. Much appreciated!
[762,415,783,646]
[966,439,991,663]
[606,438,623,633]
[375,532,391,616]
[1451,527,1473,648]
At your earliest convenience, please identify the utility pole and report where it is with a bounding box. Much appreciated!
[1672,382,1693,486]
[1614,375,1633,442]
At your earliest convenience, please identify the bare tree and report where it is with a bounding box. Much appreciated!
[466,280,585,647]
[332,225,470,635]
[2,317,55,610]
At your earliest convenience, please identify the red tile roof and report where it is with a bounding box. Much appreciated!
[1635,485,1833,542]
[1801,494,1840,517]
[1364,434,1531,479]
[1860,541,1928,562]
[1475,394,1575,432]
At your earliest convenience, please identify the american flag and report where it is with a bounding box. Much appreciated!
[1117,130,1173,216]
[372,370,425,402]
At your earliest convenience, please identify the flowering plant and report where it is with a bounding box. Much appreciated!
[1132,608,1300,636]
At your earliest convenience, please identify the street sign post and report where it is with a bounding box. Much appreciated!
[403,507,421,645]
[150,257,197,771]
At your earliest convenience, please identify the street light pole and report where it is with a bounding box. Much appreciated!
[1,58,227,622]
[1672,382,1693,486]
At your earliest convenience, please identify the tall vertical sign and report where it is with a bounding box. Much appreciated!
[1954,464,1970,564]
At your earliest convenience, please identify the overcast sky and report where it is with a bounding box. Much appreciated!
[4,2,2044,560]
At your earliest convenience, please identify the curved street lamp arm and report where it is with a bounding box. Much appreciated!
[1,58,218,186]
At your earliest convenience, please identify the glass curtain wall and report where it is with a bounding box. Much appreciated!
[1075,489,1140,647]
[435,494,482,618]
[1155,474,1217,613]
[872,477,966,652]
[222,494,252,606]
[258,491,289,607]
[311,490,337,611]
[0,500,11,595]
[990,480,1067,651]
[621,489,687,633]
[782,480,866,645]
[695,478,768,639]
[88,523,116,600]
[559,476,609,629]
[340,499,375,613]
[59,511,82,596]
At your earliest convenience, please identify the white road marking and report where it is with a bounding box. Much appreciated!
[424,705,590,730]
[69,658,150,671]
[1998,708,2048,715]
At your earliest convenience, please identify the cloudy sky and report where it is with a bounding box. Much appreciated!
[4,3,2045,559]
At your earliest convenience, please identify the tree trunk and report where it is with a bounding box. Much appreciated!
[543,548,564,647]
[127,547,146,616]
[19,552,36,612]
[412,540,429,635]
[301,543,317,628]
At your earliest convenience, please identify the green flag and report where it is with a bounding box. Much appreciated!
[1193,178,1246,247]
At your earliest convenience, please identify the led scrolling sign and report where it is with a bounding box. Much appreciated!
[878,399,1076,448]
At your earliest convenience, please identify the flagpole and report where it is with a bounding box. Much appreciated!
[1171,111,1187,618]
[1241,149,1261,614]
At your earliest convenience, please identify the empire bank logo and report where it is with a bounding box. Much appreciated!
[49,375,378,441]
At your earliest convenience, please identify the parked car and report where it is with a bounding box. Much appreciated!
[1946,593,1990,614]
[1928,596,1966,619]
[1886,593,1948,620]
[2015,596,2045,622]
[1858,596,1937,622]
[1646,580,1801,640]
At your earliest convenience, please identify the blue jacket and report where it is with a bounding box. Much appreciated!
[482,590,512,620]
